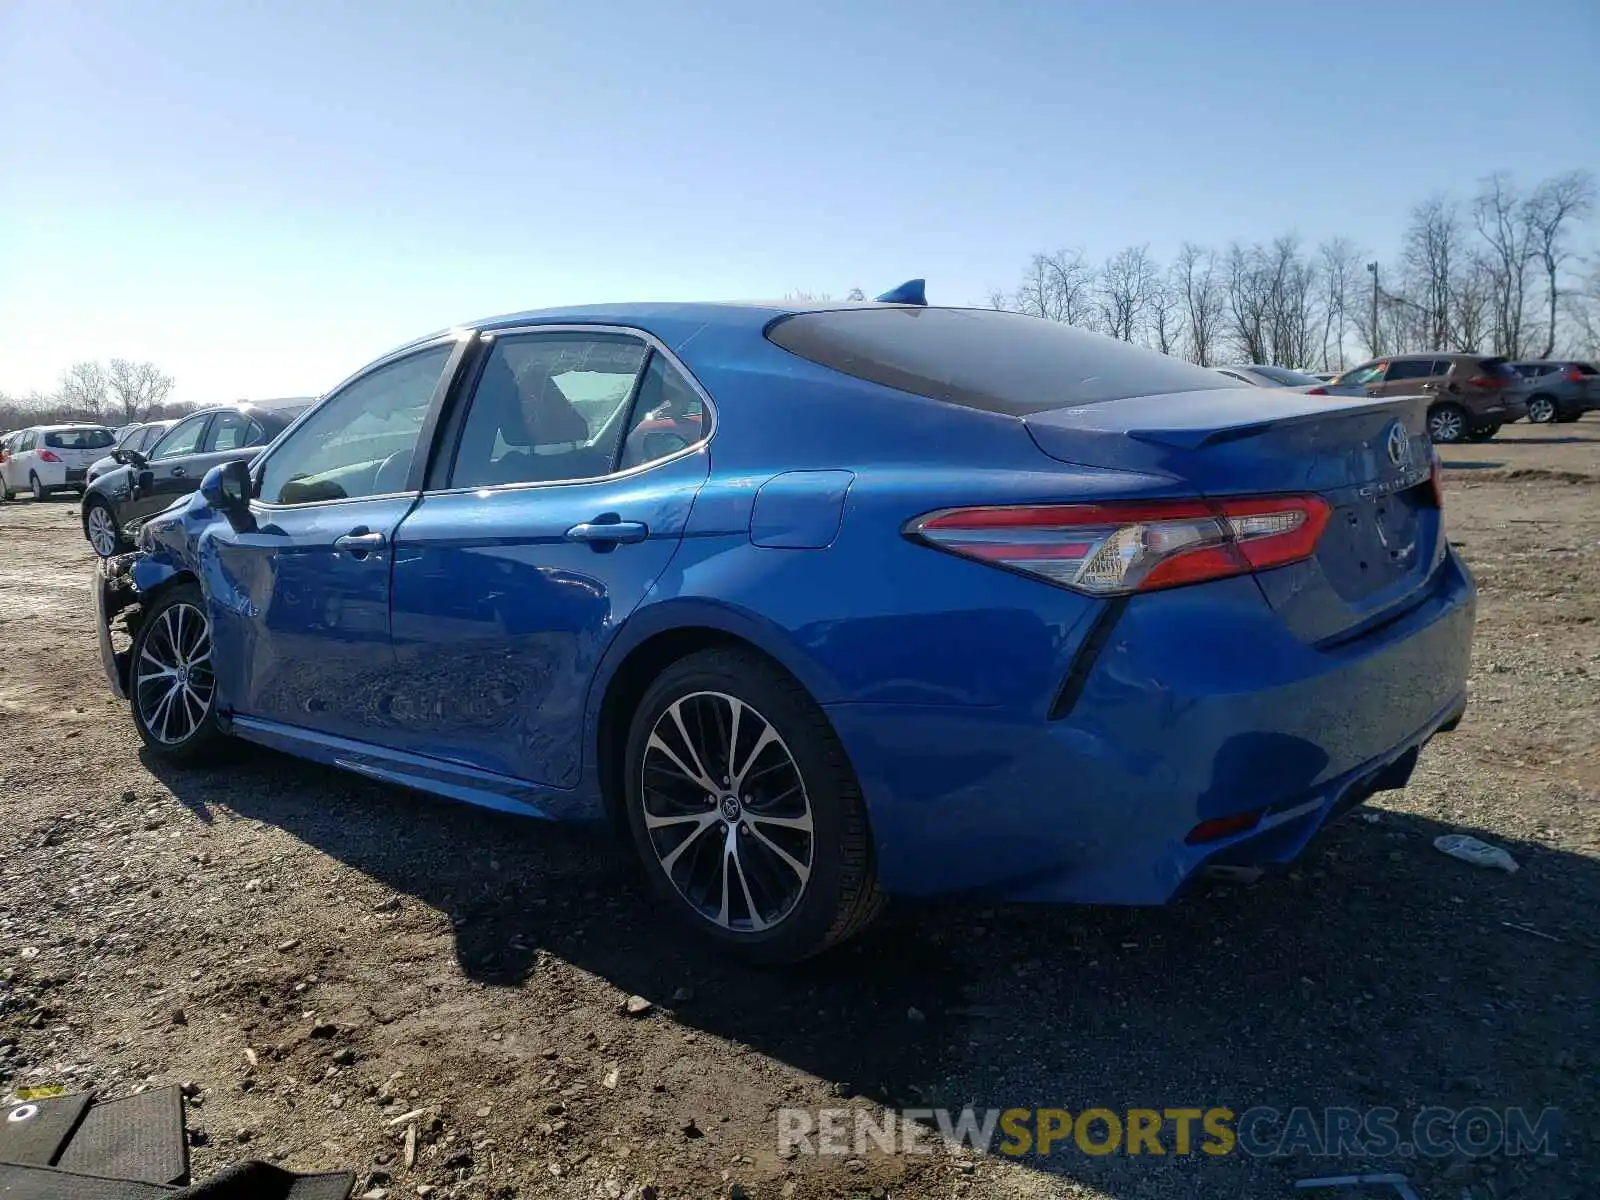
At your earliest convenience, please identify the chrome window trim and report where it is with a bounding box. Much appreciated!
[250,333,471,512]
[422,322,718,499]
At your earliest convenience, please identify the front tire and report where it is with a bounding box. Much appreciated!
[84,498,124,558]
[1525,393,1558,424]
[1427,404,1468,444]
[622,647,884,963]
[130,583,225,763]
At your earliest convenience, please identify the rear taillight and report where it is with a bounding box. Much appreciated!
[907,496,1332,596]
[1466,375,1503,390]
[1306,386,1328,395]
[1429,448,1444,509]
[1565,367,1584,384]
[36,449,61,462]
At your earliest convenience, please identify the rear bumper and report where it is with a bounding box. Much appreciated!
[827,549,1477,904]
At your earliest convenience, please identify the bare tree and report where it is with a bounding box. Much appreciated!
[1012,249,1098,328]
[1147,274,1182,355]
[1399,196,1462,350]
[1524,170,1596,356]
[1449,254,1496,352]
[106,358,176,423]
[1099,245,1157,342]
[57,360,110,420]
[1224,243,1271,363]
[845,287,866,302]
[1261,236,1319,368]
[1014,254,1063,321]
[1474,174,1538,356]
[1173,243,1223,364]
[1317,238,1362,369]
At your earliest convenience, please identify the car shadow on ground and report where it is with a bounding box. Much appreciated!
[142,746,1598,1196]
[1441,460,1505,471]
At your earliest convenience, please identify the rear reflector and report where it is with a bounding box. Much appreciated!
[1186,809,1265,845]
[907,495,1331,596]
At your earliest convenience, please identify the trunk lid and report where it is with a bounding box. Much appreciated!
[1024,388,1443,643]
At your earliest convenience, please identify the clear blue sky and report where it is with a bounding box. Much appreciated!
[2,0,1595,405]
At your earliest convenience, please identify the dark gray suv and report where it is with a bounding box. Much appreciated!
[1509,361,1598,424]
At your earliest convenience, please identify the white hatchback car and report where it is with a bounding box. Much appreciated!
[0,424,117,501]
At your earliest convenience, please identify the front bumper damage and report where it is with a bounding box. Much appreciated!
[93,553,145,700]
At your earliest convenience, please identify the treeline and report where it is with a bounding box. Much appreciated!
[983,169,1597,370]
[0,359,194,432]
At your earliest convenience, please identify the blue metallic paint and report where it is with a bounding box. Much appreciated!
[99,300,1478,907]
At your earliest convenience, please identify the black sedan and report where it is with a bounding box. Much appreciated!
[81,400,307,557]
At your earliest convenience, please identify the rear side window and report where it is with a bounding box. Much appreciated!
[448,333,649,489]
[1573,363,1597,375]
[46,428,115,450]
[206,412,266,452]
[766,308,1230,415]
[1384,360,1435,382]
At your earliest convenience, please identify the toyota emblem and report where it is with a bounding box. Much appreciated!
[1385,421,1411,468]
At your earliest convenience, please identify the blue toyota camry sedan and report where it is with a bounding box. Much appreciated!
[93,289,1475,962]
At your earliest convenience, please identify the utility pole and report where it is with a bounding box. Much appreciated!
[1366,261,1380,353]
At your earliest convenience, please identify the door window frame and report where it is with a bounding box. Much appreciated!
[423,324,718,497]
[249,333,476,510]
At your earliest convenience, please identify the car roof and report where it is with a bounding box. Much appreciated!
[30,423,114,433]
[380,300,914,360]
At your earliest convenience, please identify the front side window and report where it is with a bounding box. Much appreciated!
[258,345,451,506]
[150,415,209,459]
[1335,362,1385,387]
[449,333,648,489]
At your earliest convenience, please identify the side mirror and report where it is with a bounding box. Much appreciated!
[115,448,148,469]
[200,460,256,532]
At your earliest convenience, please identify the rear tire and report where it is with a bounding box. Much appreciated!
[1525,393,1558,424]
[1427,404,1468,444]
[129,583,226,764]
[30,473,46,502]
[622,647,884,963]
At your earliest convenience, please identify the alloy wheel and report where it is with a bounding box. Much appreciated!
[135,602,215,745]
[1428,408,1464,443]
[86,505,120,557]
[1527,395,1556,424]
[640,690,814,933]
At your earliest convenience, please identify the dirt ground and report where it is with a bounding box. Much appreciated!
[1,421,1596,1200]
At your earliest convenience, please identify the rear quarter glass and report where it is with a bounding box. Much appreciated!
[765,307,1231,416]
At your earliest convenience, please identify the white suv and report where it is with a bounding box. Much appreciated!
[0,424,117,501]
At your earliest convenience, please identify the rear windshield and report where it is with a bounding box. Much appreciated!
[1249,365,1326,387]
[765,307,1230,415]
[45,428,115,450]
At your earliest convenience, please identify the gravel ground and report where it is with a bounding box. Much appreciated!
[1,420,1596,1200]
